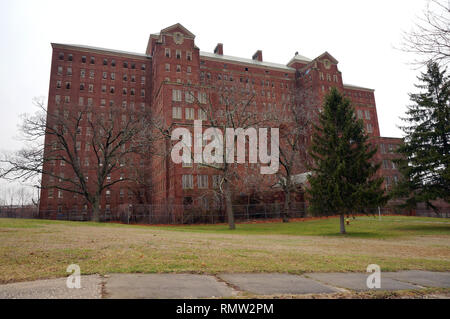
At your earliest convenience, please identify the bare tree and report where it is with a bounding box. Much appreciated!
[1,97,154,222]
[179,81,275,230]
[274,81,317,222]
[402,0,450,66]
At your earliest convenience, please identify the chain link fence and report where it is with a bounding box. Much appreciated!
[1,203,448,224]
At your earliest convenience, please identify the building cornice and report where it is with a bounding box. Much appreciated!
[199,51,296,73]
[51,43,152,60]
[343,83,375,92]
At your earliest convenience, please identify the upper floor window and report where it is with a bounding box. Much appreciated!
[165,48,171,58]
[141,64,146,70]
[123,61,128,68]
[186,51,192,61]
[58,52,64,60]
[90,57,95,64]
[81,56,86,63]
[68,54,73,61]
[103,58,108,66]
[176,50,181,59]
[172,89,182,102]
[111,59,116,67]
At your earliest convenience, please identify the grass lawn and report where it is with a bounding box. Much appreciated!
[0,216,449,283]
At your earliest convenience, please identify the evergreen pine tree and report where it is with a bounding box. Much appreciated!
[392,62,450,213]
[306,88,387,234]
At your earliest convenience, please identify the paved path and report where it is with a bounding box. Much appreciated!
[0,271,449,299]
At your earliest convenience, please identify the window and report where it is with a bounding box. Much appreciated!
[172,89,182,101]
[67,67,72,76]
[56,80,62,88]
[101,99,106,106]
[383,159,389,169]
[64,96,70,103]
[78,96,84,106]
[380,143,386,154]
[58,190,63,199]
[391,161,397,169]
[57,66,63,75]
[111,72,115,80]
[333,74,338,82]
[87,98,93,106]
[212,175,221,188]
[123,88,127,95]
[122,100,127,108]
[176,65,181,72]
[80,69,86,78]
[89,70,95,79]
[185,91,194,103]
[131,75,136,82]
[141,89,145,97]
[186,51,192,61]
[123,74,128,81]
[111,59,116,67]
[185,107,195,120]
[58,52,64,60]
[357,110,363,119]
[172,106,182,119]
[165,48,171,58]
[65,82,71,89]
[182,175,193,189]
[81,56,86,63]
[90,57,95,64]
[141,76,145,84]
[365,110,371,120]
[198,92,207,104]
[176,50,181,59]
[103,72,107,80]
[131,63,135,69]
[88,84,94,93]
[165,63,170,71]
[123,61,128,68]
[130,88,135,96]
[79,83,85,91]
[367,123,373,133]
[110,86,115,94]
[198,109,207,120]
[198,175,208,188]
[141,64,146,70]
[187,66,191,74]
[101,85,106,93]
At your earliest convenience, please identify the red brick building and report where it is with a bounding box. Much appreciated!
[39,23,402,216]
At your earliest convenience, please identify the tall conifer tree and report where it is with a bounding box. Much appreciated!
[306,88,387,234]
[392,62,450,213]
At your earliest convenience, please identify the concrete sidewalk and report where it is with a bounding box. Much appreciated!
[0,271,449,299]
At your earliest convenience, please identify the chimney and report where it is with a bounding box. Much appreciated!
[252,50,263,62]
[214,43,223,55]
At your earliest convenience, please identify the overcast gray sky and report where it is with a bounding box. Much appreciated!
[0,0,428,153]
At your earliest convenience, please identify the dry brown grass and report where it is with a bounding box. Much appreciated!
[0,218,449,283]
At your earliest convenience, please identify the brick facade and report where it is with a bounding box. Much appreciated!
[40,23,402,215]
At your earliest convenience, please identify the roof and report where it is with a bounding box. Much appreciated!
[343,83,374,92]
[200,51,295,71]
[51,43,151,59]
[287,53,312,66]
[160,23,195,38]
